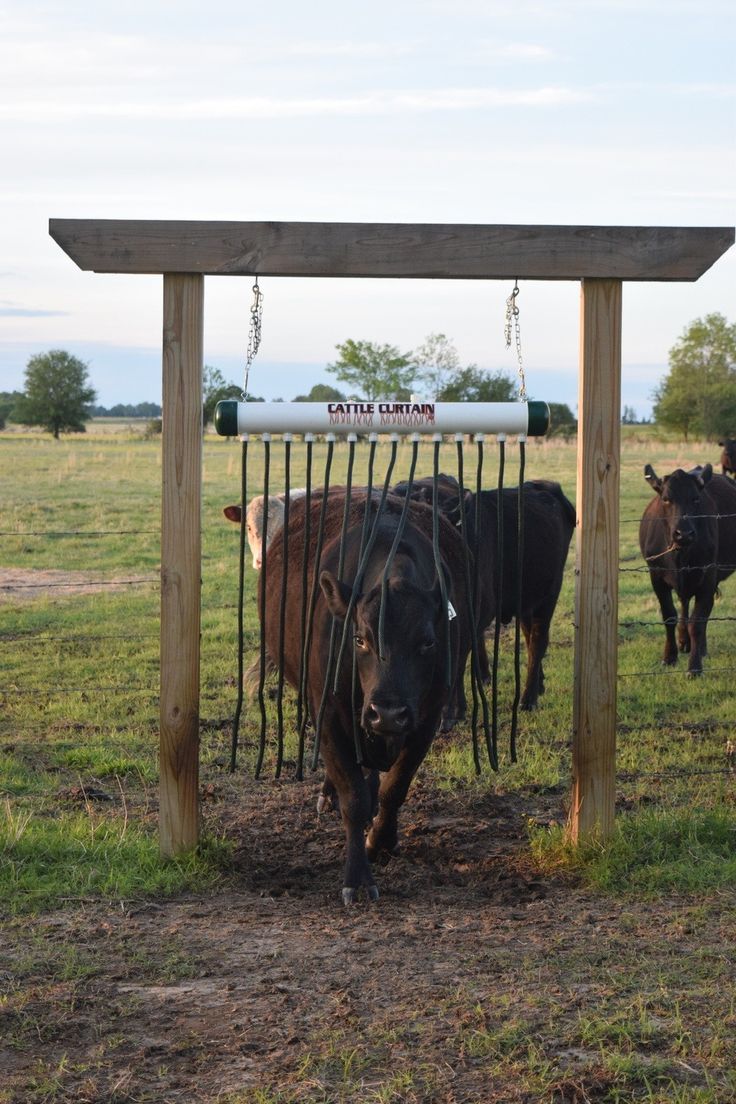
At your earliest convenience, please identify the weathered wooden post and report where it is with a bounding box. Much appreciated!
[570,278,622,841]
[159,273,204,855]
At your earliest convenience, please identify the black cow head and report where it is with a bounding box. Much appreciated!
[644,463,713,550]
[319,566,446,771]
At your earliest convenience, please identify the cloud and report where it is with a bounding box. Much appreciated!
[0,303,68,318]
[0,86,588,122]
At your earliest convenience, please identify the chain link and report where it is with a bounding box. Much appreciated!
[243,278,264,399]
[504,280,527,402]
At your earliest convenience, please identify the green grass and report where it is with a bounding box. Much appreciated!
[530,805,736,894]
[0,801,232,915]
[1,424,736,916]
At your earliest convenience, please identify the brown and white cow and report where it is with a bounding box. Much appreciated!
[223,489,306,570]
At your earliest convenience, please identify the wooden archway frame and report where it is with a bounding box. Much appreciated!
[50,219,735,855]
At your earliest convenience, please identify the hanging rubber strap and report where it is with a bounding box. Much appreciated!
[314,436,356,761]
[455,435,481,775]
[474,436,496,768]
[333,436,399,694]
[432,438,452,689]
[351,434,378,763]
[230,435,249,772]
[510,437,526,762]
[255,435,271,778]
[295,434,314,776]
[378,435,420,662]
[298,436,335,765]
[491,436,505,768]
[274,435,292,778]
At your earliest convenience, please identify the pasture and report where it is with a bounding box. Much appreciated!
[1,422,735,1103]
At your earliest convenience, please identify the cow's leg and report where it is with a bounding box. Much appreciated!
[519,616,550,710]
[365,725,435,860]
[650,574,678,665]
[318,769,377,817]
[677,596,691,653]
[686,591,714,676]
[317,775,338,814]
[320,734,379,905]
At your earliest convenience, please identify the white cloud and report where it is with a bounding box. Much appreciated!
[0,86,588,122]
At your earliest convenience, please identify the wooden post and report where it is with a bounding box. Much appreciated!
[569,278,622,842]
[160,273,204,856]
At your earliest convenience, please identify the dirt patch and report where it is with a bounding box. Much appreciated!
[0,567,158,602]
[2,775,735,1103]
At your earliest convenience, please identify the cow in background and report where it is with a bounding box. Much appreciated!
[719,438,736,479]
[392,476,575,710]
[639,463,736,674]
[223,489,306,570]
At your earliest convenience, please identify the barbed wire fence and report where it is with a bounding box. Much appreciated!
[2,499,736,797]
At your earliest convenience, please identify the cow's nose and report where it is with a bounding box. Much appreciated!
[673,526,693,546]
[365,702,410,734]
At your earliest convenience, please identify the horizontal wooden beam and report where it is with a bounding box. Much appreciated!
[49,219,734,281]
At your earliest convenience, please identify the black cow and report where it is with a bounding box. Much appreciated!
[393,477,575,710]
[460,481,575,709]
[719,438,736,479]
[262,491,469,904]
[639,463,736,674]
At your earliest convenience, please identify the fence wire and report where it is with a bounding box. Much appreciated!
[3,478,736,800]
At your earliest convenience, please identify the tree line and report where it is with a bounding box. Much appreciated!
[4,316,734,439]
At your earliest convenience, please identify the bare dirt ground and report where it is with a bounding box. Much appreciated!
[0,567,158,603]
[2,774,736,1104]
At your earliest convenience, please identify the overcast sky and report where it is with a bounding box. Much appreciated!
[1,0,734,415]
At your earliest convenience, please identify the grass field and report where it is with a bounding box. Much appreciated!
[2,421,736,1103]
[2,422,733,842]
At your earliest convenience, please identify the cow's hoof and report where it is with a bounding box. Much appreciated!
[520,699,538,712]
[341,885,379,906]
[686,668,703,679]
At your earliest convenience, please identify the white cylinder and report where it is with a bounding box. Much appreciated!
[215,399,549,437]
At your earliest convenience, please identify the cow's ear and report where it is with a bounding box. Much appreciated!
[223,505,242,524]
[644,465,663,494]
[320,571,354,619]
[699,463,713,487]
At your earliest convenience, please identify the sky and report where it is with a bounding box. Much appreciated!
[1,0,734,418]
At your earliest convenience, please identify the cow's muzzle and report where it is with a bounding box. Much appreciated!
[360,701,411,770]
[672,525,695,549]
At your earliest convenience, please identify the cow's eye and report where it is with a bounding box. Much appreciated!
[354,635,368,650]
[419,639,436,655]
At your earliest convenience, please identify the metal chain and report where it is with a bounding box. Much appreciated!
[504,280,527,402]
[243,278,264,399]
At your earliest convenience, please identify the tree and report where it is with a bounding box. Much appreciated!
[14,350,96,438]
[327,339,416,400]
[202,365,242,427]
[0,390,24,430]
[293,382,346,402]
[652,313,736,440]
[436,365,517,403]
[415,333,460,399]
[621,405,638,425]
[547,402,577,437]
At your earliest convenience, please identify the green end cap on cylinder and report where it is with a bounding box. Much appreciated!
[214,400,239,437]
[527,400,550,437]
